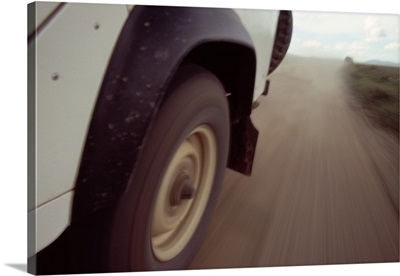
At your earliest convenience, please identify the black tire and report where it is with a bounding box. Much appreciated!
[268,11,293,74]
[107,64,230,271]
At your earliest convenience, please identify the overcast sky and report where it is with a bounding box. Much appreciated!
[288,11,400,63]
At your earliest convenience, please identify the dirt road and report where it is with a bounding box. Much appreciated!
[189,56,399,269]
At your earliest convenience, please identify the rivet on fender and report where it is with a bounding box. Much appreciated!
[51,73,59,81]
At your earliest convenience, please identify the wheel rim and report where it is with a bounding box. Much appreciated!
[151,124,217,262]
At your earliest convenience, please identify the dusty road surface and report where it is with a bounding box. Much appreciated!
[189,56,399,269]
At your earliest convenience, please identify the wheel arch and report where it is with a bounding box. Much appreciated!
[71,5,259,223]
[182,42,259,175]
[183,42,256,119]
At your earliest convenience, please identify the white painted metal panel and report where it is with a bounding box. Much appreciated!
[33,3,128,208]
[235,9,280,100]
[28,2,60,36]
[28,191,73,256]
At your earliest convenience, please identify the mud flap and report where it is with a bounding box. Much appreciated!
[228,115,258,176]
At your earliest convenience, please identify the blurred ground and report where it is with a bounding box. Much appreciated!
[189,56,399,269]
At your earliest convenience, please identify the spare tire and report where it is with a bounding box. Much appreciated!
[268,11,293,74]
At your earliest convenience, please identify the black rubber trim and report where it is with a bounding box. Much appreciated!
[71,5,256,223]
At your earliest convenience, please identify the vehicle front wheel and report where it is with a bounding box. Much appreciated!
[108,64,230,271]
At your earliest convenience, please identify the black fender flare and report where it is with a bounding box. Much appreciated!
[71,5,258,222]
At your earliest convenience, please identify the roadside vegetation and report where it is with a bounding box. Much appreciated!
[342,62,399,136]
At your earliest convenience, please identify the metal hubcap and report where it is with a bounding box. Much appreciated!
[151,125,217,262]
[169,172,195,206]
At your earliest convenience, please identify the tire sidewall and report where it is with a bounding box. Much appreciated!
[109,66,230,271]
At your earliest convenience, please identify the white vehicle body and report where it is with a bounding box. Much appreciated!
[28,2,284,260]
[29,3,129,256]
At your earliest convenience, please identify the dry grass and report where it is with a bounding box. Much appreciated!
[342,63,399,136]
